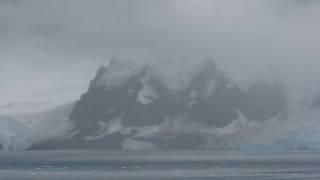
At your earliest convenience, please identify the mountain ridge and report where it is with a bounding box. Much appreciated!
[29,59,288,150]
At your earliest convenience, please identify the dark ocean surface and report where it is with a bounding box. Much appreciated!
[0,151,320,179]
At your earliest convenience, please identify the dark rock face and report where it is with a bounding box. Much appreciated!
[31,60,288,150]
[239,82,288,121]
[167,133,207,150]
[188,61,241,127]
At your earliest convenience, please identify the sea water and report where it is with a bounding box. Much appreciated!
[0,151,320,179]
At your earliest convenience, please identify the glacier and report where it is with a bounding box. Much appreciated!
[0,115,31,151]
[0,103,73,150]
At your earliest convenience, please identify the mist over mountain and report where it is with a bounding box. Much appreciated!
[25,59,287,150]
[0,58,320,151]
[1,0,320,114]
[1,1,320,150]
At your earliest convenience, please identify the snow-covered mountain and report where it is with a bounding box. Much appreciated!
[29,59,288,150]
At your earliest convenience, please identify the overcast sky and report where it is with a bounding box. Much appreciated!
[1,0,320,114]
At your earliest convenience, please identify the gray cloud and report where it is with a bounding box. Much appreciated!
[1,0,320,113]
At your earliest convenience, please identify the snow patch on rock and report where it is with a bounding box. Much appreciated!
[136,76,157,104]
[85,115,124,141]
[122,138,156,150]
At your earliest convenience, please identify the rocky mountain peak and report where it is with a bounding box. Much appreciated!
[31,59,288,150]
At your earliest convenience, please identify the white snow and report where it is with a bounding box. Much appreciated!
[122,138,156,150]
[57,129,80,141]
[0,103,74,150]
[132,125,162,138]
[85,115,125,141]
[106,117,123,135]
[16,103,75,145]
[0,116,31,150]
[199,110,249,138]
[136,77,157,104]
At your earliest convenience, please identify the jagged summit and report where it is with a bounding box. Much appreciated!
[30,59,288,150]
